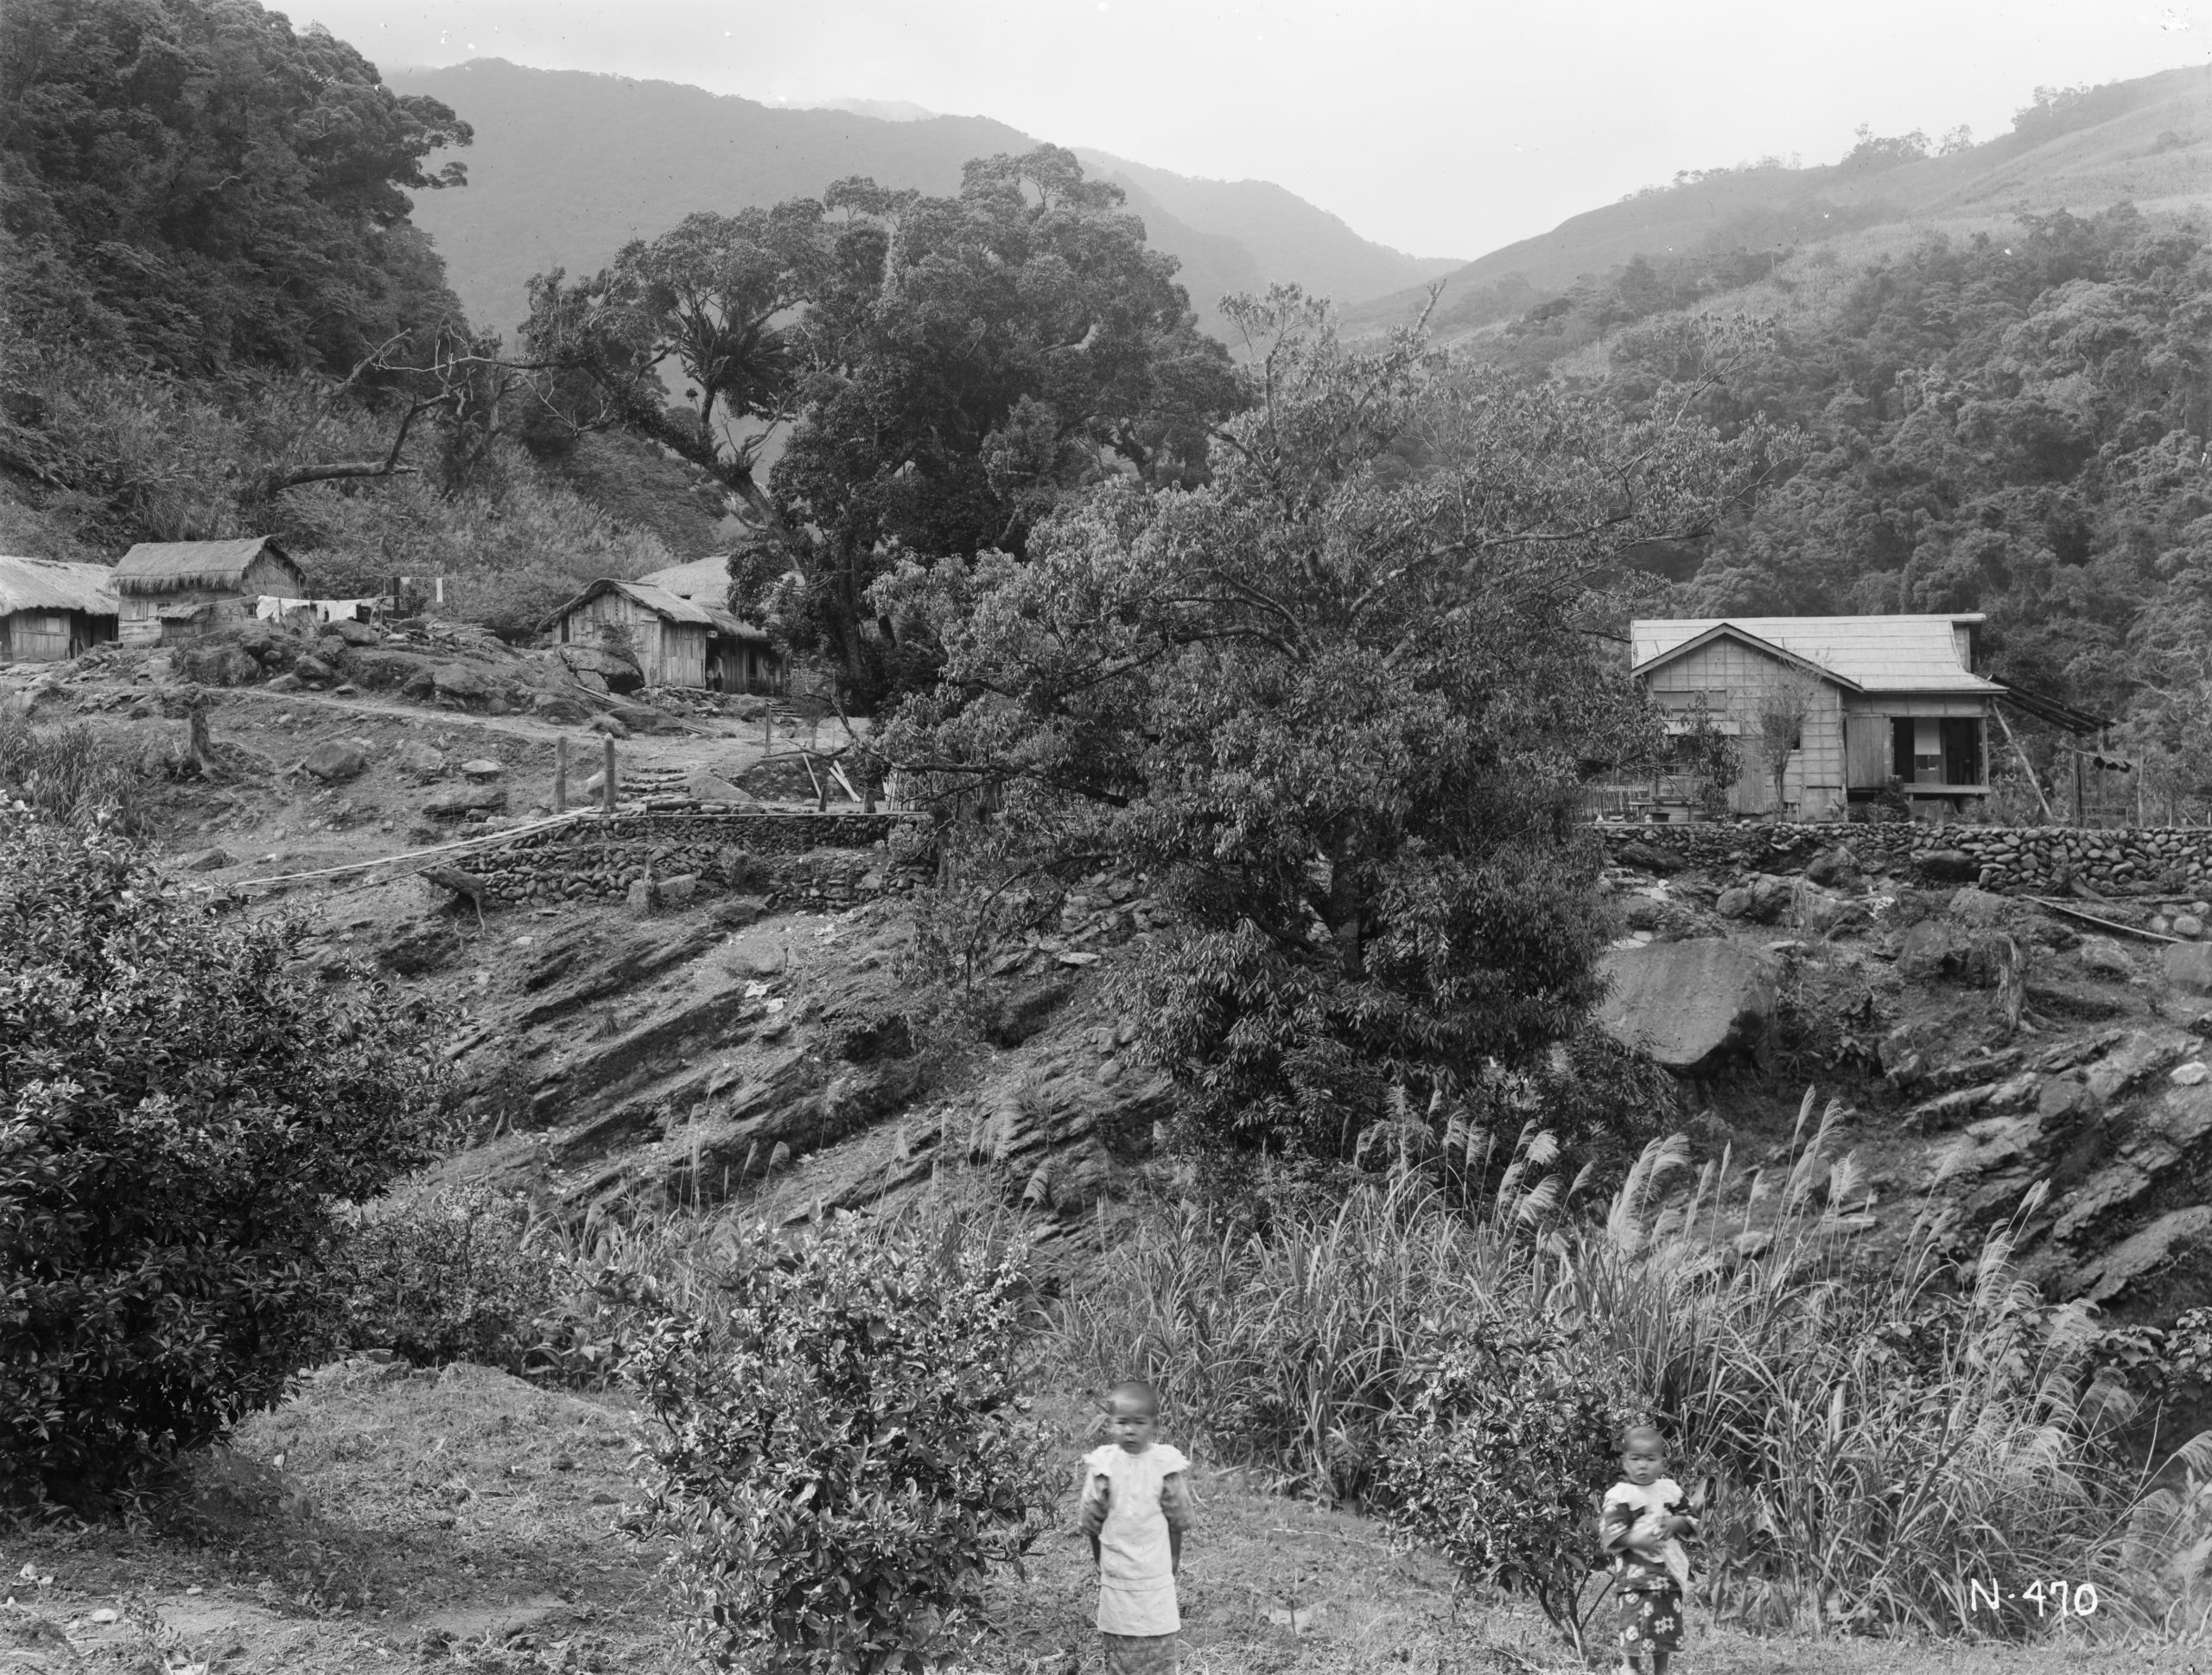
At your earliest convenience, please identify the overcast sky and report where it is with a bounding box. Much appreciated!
[316,0,2212,258]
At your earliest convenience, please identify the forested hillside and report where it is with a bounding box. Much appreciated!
[1530,202,2212,809]
[383,59,1460,337]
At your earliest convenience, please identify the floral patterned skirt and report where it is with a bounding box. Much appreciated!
[1618,1582,1684,1651]
[1100,1631,1180,1673]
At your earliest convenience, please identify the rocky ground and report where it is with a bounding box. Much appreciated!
[6,621,2212,1667]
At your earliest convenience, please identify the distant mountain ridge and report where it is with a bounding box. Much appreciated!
[1344,64,2212,343]
[384,59,1460,338]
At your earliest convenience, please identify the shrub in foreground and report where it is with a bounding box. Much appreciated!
[1376,1321,1622,1656]
[626,1208,1055,1672]
[336,1182,563,1372]
[0,817,444,1501]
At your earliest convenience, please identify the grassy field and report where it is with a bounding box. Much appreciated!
[2,1360,2199,1674]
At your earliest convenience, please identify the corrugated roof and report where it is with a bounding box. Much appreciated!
[0,555,119,616]
[1631,615,2001,694]
[548,575,774,643]
[637,556,734,602]
[636,557,774,644]
[115,538,301,594]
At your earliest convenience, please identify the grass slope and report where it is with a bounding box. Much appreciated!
[1344,64,2212,342]
[384,59,1462,341]
[6,1367,2190,1672]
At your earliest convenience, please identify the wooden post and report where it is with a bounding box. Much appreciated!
[554,736,569,813]
[2072,745,2085,829]
[602,736,617,813]
[1993,706,2056,825]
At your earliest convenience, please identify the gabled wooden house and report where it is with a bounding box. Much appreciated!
[114,538,305,646]
[0,556,119,664]
[543,566,784,694]
[1628,614,2005,820]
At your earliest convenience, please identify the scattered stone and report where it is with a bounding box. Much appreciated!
[1803,844,1859,888]
[626,877,655,915]
[290,653,337,686]
[179,846,232,871]
[1916,848,1979,883]
[1947,887,2009,929]
[588,713,631,740]
[459,758,504,780]
[303,740,369,782]
[1597,939,1776,1073]
[321,618,381,646]
[264,672,302,693]
[532,690,591,723]
[1058,950,1103,966]
[687,766,759,805]
[658,873,699,908]
[2174,1061,2210,1087]
[1612,840,1685,876]
[2077,936,2137,978]
[425,784,506,819]
[392,740,446,780]
[1715,886,1752,920]
[2175,914,2207,941]
[1899,919,1974,983]
[2164,941,2212,997]
[711,895,769,931]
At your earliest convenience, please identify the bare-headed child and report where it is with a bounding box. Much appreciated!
[1599,1423,1696,1675]
[1077,1380,1194,1674]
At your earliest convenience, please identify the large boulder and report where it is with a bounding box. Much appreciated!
[320,618,381,646]
[2166,942,2212,997]
[424,783,506,819]
[303,740,369,782]
[1597,939,1776,1073]
[431,661,493,704]
[553,644,644,696]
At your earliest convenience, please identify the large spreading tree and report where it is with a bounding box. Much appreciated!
[522,146,1240,700]
[874,291,1787,1152]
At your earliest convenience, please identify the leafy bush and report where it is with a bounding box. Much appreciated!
[0,816,444,1501]
[336,1182,563,1372]
[626,1208,1055,1672]
[1376,1322,1622,1656]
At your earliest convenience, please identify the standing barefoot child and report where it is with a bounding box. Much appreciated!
[1077,1380,1194,1673]
[1600,1423,1697,1675]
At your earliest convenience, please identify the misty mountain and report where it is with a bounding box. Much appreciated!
[384,59,1459,338]
[1344,64,2212,343]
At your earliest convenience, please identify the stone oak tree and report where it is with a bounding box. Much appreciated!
[875,291,1786,1153]
[521,146,1239,703]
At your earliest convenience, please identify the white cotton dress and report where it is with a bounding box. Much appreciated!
[1081,1442,1191,1635]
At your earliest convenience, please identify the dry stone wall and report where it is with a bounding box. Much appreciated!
[467,811,921,909]
[1602,821,2212,896]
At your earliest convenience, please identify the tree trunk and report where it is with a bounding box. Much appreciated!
[1325,844,1364,978]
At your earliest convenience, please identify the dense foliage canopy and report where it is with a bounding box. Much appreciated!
[524,146,1240,699]
[879,292,1783,1150]
[1,0,474,375]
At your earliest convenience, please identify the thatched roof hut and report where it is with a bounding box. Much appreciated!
[0,555,120,664]
[0,555,118,615]
[114,537,303,595]
[113,538,304,646]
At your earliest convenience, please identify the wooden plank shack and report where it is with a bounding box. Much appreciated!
[0,555,120,664]
[114,538,306,646]
[543,575,783,693]
[1629,615,2004,821]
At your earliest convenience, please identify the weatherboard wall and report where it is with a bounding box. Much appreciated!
[1641,637,1847,818]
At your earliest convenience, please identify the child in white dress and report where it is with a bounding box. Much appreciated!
[1077,1380,1194,1674]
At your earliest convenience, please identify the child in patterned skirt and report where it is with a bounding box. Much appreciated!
[1077,1380,1194,1673]
[1599,1423,1697,1675]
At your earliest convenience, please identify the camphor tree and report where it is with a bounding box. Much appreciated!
[522,146,1239,700]
[875,290,1788,1153]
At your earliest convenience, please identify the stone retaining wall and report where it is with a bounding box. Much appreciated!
[467,811,922,908]
[1600,820,2212,895]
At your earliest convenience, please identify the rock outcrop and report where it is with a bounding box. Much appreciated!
[1597,939,1775,1073]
